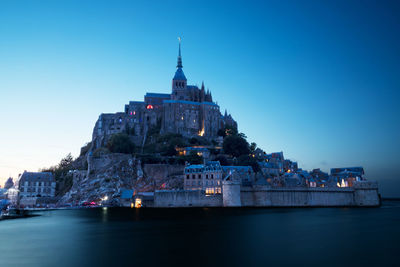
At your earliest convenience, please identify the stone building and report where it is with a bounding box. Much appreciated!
[18,171,56,198]
[330,167,365,187]
[92,41,237,149]
[221,166,254,186]
[183,161,223,194]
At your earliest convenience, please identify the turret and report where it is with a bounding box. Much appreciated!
[200,82,205,102]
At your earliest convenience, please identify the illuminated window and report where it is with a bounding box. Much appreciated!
[135,198,142,208]
[146,104,154,110]
[205,188,215,194]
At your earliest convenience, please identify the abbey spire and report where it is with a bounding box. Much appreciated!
[172,37,187,93]
[177,37,183,68]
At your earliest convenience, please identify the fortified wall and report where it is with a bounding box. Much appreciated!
[153,181,380,207]
[155,190,222,207]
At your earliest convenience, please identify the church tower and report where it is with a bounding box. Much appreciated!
[172,38,187,100]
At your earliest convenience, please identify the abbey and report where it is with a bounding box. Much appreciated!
[92,42,236,148]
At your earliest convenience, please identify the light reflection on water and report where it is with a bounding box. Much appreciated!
[1,201,399,267]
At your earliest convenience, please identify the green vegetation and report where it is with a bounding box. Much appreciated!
[143,133,187,155]
[98,123,259,172]
[106,133,136,154]
[93,147,110,158]
[223,134,250,157]
[215,154,229,165]
[41,153,75,196]
[235,155,260,173]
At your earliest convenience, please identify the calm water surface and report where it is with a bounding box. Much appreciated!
[1,202,399,267]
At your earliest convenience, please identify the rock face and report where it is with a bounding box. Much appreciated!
[59,153,184,206]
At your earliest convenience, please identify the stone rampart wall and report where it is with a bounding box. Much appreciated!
[240,181,379,207]
[154,190,222,207]
[153,181,379,207]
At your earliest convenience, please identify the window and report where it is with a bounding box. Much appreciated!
[192,174,195,179]
[198,181,201,185]
[206,174,208,179]
[198,174,201,179]
[211,174,214,179]
[186,175,189,179]
[205,188,215,195]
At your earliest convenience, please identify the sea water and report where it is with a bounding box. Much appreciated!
[1,201,399,267]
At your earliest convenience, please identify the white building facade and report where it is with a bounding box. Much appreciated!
[18,171,56,198]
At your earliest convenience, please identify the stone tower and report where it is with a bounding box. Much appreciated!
[222,171,242,207]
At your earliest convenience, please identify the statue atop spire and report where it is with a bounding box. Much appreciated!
[177,37,183,68]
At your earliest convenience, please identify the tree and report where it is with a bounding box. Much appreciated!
[223,134,250,157]
[189,137,199,145]
[250,142,257,153]
[215,155,229,166]
[217,129,226,137]
[106,133,135,154]
[59,153,74,169]
[185,151,203,164]
[236,155,260,173]
[163,144,178,156]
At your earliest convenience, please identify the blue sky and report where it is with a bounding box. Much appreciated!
[0,0,399,196]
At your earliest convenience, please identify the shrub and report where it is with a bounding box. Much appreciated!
[223,134,250,157]
[93,147,110,158]
[106,133,135,154]
[236,155,260,173]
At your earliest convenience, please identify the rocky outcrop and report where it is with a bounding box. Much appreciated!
[59,153,185,206]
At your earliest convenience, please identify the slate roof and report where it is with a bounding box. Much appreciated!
[120,189,134,199]
[173,68,187,81]
[145,93,171,98]
[222,166,253,173]
[19,172,55,183]
[163,100,218,107]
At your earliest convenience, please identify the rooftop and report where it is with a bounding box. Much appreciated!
[19,172,55,183]
[145,93,171,98]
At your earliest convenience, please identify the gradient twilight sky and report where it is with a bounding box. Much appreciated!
[0,0,399,196]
